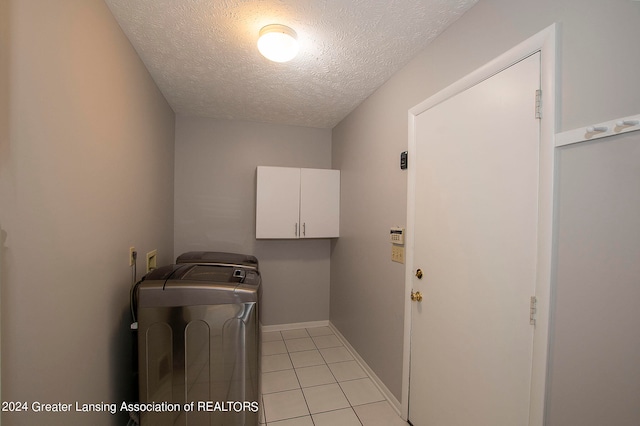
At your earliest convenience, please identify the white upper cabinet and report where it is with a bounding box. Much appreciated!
[299,168,340,238]
[256,166,340,239]
[256,166,301,239]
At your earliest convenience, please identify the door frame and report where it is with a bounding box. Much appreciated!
[402,24,557,426]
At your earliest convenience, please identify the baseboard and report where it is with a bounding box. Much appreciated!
[328,322,403,417]
[260,320,330,333]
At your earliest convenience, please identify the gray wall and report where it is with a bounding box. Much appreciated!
[547,132,640,426]
[0,0,175,424]
[0,0,8,406]
[331,0,640,401]
[174,116,332,326]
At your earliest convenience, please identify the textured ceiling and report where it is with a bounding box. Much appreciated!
[105,0,478,128]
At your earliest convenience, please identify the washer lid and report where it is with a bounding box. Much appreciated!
[176,251,259,270]
[137,264,260,307]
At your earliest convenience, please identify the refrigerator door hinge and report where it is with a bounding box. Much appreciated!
[530,296,537,325]
[535,89,542,119]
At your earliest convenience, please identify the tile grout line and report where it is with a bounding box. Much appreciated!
[263,328,366,425]
[290,330,315,425]
[294,333,362,426]
[265,327,394,425]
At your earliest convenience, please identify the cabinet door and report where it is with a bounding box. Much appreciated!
[300,168,340,238]
[256,167,301,239]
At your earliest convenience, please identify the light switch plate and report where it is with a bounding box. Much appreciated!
[391,245,405,264]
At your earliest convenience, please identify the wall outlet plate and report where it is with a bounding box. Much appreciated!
[146,249,157,273]
[129,247,136,266]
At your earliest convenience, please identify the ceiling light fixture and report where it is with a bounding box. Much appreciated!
[257,24,299,63]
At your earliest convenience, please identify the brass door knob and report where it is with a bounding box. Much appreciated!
[411,291,423,302]
[415,269,423,279]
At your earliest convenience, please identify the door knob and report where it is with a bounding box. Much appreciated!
[415,269,423,279]
[411,290,423,302]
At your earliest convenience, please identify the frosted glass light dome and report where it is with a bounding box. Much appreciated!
[257,24,299,63]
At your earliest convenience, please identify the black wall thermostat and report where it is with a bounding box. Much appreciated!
[400,151,408,170]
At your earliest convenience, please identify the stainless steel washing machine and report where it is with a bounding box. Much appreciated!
[136,260,261,426]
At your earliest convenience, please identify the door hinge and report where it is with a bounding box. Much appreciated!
[535,89,542,119]
[530,296,537,325]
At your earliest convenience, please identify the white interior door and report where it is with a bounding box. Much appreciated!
[408,53,541,426]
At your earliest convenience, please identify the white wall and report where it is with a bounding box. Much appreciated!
[0,0,175,424]
[174,117,333,326]
[331,0,640,401]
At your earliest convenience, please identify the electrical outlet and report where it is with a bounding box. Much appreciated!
[129,247,136,266]
[391,245,405,264]
[146,249,157,273]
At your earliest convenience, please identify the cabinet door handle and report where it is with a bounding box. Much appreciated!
[303,222,306,236]
[295,223,298,237]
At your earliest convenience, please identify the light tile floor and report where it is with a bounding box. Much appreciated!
[260,326,408,426]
